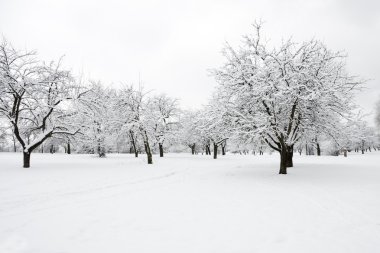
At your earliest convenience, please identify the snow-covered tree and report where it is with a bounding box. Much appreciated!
[212,23,363,174]
[74,81,117,157]
[179,110,201,154]
[150,94,180,157]
[196,98,231,159]
[0,40,84,167]
[117,85,155,164]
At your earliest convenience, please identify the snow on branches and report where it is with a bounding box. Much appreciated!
[211,22,364,173]
[0,40,86,167]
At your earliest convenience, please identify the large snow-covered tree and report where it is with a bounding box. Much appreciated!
[0,40,84,167]
[212,23,363,174]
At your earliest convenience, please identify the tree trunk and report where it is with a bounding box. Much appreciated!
[344,149,347,157]
[97,143,106,157]
[316,143,321,156]
[213,143,218,159]
[279,150,287,174]
[67,142,71,154]
[206,145,211,155]
[221,140,227,155]
[286,145,293,168]
[159,143,164,157]
[12,136,17,152]
[23,151,31,168]
[130,131,138,157]
[144,142,153,164]
[191,144,195,155]
[361,140,365,154]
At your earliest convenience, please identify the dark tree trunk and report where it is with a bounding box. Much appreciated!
[67,142,71,154]
[206,145,211,155]
[13,136,17,152]
[23,152,31,168]
[130,131,138,157]
[159,143,164,157]
[279,149,287,174]
[141,130,153,164]
[286,145,293,168]
[97,143,106,157]
[221,140,227,155]
[213,143,218,159]
[144,142,153,164]
[316,143,321,156]
[191,144,195,155]
[361,140,365,154]
[344,149,347,157]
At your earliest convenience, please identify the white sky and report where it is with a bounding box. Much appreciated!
[1,0,379,124]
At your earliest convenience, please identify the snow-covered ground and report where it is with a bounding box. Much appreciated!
[1,152,380,253]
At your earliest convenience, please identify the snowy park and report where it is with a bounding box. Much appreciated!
[1,0,380,252]
[1,152,380,253]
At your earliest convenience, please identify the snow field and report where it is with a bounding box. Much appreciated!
[0,152,380,253]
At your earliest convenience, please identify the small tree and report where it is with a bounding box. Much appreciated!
[150,94,179,157]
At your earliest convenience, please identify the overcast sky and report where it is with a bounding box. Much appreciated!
[1,0,379,124]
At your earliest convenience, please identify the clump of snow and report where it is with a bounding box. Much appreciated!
[0,152,380,253]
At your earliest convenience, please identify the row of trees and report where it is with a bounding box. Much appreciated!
[1,24,379,174]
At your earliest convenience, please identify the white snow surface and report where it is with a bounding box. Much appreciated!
[1,152,380,253]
